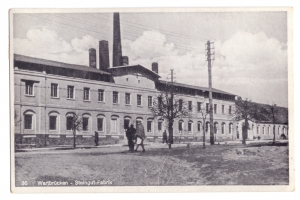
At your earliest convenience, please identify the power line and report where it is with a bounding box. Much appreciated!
[49,13,205,51]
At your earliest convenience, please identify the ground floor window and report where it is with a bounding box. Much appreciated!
[197,122,201,132]
[66,116,73,130]
[188,122,193,133]
[147,121,152,132]
[98,118,104,131]
[229,123,233,134]
[49,116,57,130]
[221,123,225,134]
[82,117,89,131]
[124,119,130,130]
[24,114,32,129]
[178,121,183,133]
[257,126,260,135]
[111,118,117,133]
[158,121,162,131]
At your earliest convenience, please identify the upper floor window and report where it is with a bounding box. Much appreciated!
[214,104,217,114]
[67,85,74,99]
[83,88,90,101]
[137,94,142,106]
[125,93,131,105]
[222,105,225,114]
[179,99,183,111]
[148,96,153,107]
[25,81,34,96]
[113,91,118,104]
[206,103,210,113]
[51,83,58,98]
[24,114,33,129]
[197,102,202,112]
[98,89,104,102]
[188,101,192,111]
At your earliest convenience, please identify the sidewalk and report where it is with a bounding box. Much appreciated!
[15,139,288,153]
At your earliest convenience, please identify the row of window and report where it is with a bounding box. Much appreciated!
[25,82,154,107]
[186,101,232,114]
[255,125,287,135]
[24,113,235,135]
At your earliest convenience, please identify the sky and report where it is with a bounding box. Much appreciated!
[13,11,288,107]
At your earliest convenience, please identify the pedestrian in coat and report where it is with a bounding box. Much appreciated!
[162,130,168,144]
[126,124,136,152]
[135,121,146,152]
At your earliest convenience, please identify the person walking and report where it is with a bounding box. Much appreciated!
[135,121,146,152]
[126,124,136,152]
[162,130,168,144]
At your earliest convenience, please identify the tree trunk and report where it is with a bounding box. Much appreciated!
[73,129,76,149]
[210,123,214,145]
[202,125,206,149]
[168,120,173,149]
[273,125,276,145]
[242,119,248,145]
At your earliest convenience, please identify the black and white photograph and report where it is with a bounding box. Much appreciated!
[10,8,294,192]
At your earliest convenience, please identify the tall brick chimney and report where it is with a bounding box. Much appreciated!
[152,62,158,74]
[99,40,110,70]
[89,48,96,68]
[113,13,123,67]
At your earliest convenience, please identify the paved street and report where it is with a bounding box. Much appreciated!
[15,143,289,186]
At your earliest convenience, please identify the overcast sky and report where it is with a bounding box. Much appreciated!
[13,11,288,107]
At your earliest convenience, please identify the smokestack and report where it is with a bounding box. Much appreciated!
[113,13,123,67]
[99,40,110,70]
[89,48,96,68]
[152,62,158,74]
[122,56,129,66]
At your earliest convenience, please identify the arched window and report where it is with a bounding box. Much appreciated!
[214,122,218,134]
[197,121,202,133]
[268,126,270,135]
[66,112,76,131]
[82,113,92,132]
[49,111,60,132]
[257,126,260,135]
[278,126,280,135]
[206,122,210,134]
[111,115,119,134]
[188,120,193,134]
[97,114,106,133]
[229,123,233,134]
[23,110,36,131]
[178,120,184,134]
[147,118,154,133]
[262,126,265,135]
[123,116,132,130]
[221,122,226,134]
[136,117,143,129]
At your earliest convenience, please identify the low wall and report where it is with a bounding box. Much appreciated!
[14,134,124,149]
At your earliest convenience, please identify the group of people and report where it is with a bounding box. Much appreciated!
[126,121,146,152]
[126,122,170,152]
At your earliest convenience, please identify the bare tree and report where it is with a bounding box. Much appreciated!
[68,113,82,148]
[234,97,258,144]
[149,86,191,149]
[261,103,279,145]
[198,104,211,149]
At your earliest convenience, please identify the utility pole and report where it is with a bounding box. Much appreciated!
[169,69,174,148]
[206,40,215,145]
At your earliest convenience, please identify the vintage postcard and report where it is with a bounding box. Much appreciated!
[10,8,294,193]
